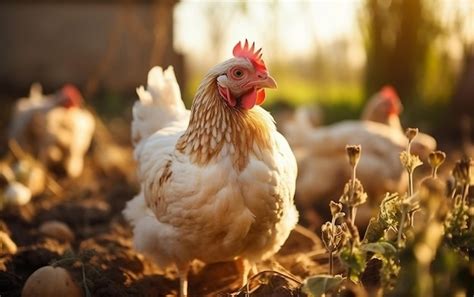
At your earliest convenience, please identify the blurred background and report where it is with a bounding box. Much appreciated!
[0,0,473,145]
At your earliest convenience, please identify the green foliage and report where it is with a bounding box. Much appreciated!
[377,255,400,291]
[339,246,366,282]
[363,216,388,243]
[431,246,469,297]
[445,158,474,254]
[378,193,402,231]
[360,241,397,255]
[302,275,344,297]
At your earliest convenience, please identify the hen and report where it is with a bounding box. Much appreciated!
[9,84,95,178]
[123,41,298,296]
[295,121,408,227]
[361,85,436,157]
[361,85,403,130]
[280,105,323,149]
[295,87,438,228]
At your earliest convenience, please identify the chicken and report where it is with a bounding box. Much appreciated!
[361,85,436,158]
[123,41,298,296]
[361,85,403,130]
[280,105,323,149]
[295,121,408,227]
[294,86,438,228]
[9,84,95,178]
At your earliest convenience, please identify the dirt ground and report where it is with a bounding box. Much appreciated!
[0,130,332,297]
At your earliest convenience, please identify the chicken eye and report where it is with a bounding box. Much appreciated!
[231,68,245,79]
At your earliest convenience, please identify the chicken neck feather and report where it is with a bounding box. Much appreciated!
[176,70,274,171]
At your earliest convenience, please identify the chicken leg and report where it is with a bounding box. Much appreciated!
[177,263,190,297]
[235,258,255,287]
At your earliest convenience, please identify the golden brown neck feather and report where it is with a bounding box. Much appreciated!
[176,73,274,171]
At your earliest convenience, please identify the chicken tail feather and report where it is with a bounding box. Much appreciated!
[132,66,188,145]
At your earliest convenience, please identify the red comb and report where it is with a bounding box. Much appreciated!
[61,84,83,108]
[233,39,267,72]
[380,85,401,115]
[380,85,399,101]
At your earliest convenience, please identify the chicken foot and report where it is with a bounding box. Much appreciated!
[235,258,256,287]
[177,263,190,297]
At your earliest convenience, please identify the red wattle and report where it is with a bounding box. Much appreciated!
[256,89,266,105]
[240,88,258,110]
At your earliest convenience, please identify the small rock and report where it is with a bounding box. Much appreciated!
[39,221,75,242]
[13,159,46,196]
[3,182,32,206]
[21,266,83,297]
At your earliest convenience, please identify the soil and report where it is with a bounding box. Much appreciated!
[0,140,330,297]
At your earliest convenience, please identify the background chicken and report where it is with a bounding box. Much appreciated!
[9,84,95,178]
[295,120,408,228]
[361,85,436,158]
[123,41,298,296]
[294,86,438,229]
[280,105,323,150]
[361,85,404,130]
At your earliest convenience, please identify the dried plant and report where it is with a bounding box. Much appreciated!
[400,128,423,197]
[428,151,446,178]
[445,157,473,253]
[305,129,473,297]
[321,201,346,275]
[340,145,367,224]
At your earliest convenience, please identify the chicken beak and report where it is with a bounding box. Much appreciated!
[256,75,277,89]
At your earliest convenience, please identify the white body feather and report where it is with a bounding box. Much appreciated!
[132,66,190,145]
[124,66,298,268]
[295,121,409,209]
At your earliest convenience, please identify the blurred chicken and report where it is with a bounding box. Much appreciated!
[295,121,408,227]
[281,105,323,149]
[362,85,403,130]
[123,41,297,296]
[9,84,95,178]
[362,85,436,158]
[295,86,436,228]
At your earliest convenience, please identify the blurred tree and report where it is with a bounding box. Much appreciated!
[362,0,440,103]
[452,4,474,122]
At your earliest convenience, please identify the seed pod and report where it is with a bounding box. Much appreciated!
[452,157,472,186]
[428,151,446,169]
[345,145,361,168]
[329,201,343,217]
[405,128,419,143]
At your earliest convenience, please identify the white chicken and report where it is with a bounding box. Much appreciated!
[9,84,95,178]
[280,105,324,149]
[123,41,298,296]
[294,86,437,228]
[361,85,404,130]
[361,85,436,157]
[295,121,408,226]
